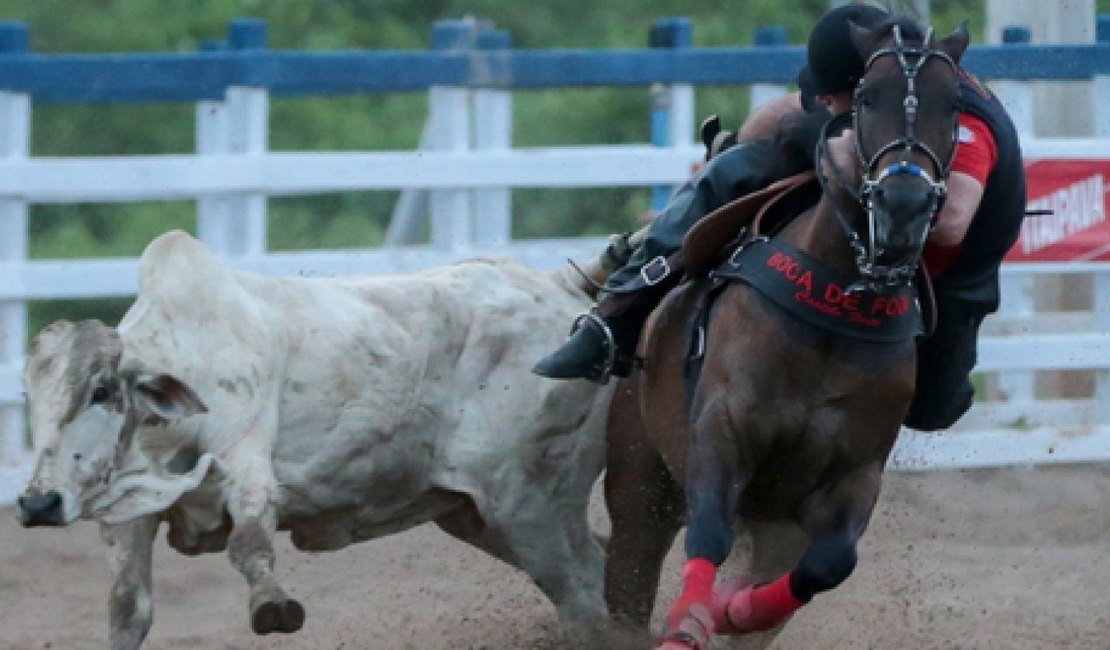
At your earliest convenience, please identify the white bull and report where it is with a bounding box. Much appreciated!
[19,230,613,649]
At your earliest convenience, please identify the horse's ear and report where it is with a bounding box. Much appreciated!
[936,21,970,64]
[848,19,880,58]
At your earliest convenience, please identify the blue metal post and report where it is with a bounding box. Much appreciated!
[0,21,29,54]
[1001,25,1031,45]
[229,18,268,50]
[649,17,693,213]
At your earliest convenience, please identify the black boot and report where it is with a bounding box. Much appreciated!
[533,312,632,383]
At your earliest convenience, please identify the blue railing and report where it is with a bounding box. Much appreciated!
[2,16,1110,103]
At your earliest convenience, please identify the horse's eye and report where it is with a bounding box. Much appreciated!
[91,385,112,405]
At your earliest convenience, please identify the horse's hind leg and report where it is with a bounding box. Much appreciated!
[714,463,884,635]
[604,379,684,630]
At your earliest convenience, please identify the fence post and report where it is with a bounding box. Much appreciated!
[427,19,476,252]
[471,27,513,248]
[0,22,31,474]
[196,19,269,258]
[751,26,789,110]
[649,18,694,213]
[1094,15,1110,137]
[1093,16,1110,425]
[990,26,1035,137]
[991,25,1036,408]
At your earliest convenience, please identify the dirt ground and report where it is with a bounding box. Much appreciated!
[2,464,1108,650]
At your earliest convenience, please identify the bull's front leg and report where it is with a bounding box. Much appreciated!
[101,515,159,650]
[225,453,305,635]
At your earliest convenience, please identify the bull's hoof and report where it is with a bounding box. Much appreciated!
[251,598,305,634]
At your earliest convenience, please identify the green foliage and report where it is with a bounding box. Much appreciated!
[0,0,995,334]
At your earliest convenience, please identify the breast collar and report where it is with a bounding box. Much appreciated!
[711,238,922,343]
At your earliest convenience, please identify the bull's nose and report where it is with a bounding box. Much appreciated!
[18,491,64,527]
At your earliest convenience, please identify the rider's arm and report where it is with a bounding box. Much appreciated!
[921,113,996,276]
[929,113,996,247]
[736,92,806,143]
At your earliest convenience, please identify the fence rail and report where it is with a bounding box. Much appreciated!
[2,15,1110,503]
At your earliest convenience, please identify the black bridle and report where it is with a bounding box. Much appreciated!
[817,25,960,293]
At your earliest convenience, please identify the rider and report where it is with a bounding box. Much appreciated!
[532,3,1027,432]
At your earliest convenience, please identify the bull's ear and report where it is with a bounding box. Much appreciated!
[132,374,207,422]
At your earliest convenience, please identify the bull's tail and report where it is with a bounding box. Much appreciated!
[550,224,650,300]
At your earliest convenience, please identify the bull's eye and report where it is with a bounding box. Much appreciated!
[91,385,112,405]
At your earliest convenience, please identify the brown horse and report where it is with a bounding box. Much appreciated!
[604,16,969,650]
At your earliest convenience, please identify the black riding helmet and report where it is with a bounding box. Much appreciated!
[797,3,890,109]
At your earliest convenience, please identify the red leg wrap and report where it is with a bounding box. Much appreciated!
[721,573,806,633]
[659,558,717,649]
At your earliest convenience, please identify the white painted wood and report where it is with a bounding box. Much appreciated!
[995,271,1036,401]
[668,84,695,149]
[1094,272,1110,422]
[427,86,472,251]
[194,88,269,257]
[1094,75,1110,137]
[890,426,1110,471]
[472,88,512,246]
[991,80,1035,137]
[0,91,29,467]
[750,84,787,111]
[0,146,704,200]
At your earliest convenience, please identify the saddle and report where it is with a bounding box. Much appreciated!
[683,170,821,278]
[597,171,818,322]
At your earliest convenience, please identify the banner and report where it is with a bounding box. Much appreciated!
[1005,160,1110,262]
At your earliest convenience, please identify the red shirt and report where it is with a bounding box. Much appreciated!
[922,113,998,276]
[950,113,997,184]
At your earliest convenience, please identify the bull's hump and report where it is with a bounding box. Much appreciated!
[138,230,230,291]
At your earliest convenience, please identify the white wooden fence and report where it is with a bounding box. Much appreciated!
[1,19,1109,502]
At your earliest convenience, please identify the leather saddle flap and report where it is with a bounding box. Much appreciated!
[683,170,818,278]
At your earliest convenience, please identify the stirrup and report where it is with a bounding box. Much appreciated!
[570,311,618,384]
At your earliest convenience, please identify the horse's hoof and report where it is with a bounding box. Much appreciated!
[657,632,703,649]
[659,602,713,649]
[251,598,305,634]
[710,576,754,634]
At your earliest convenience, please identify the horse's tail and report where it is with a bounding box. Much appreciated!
[549,224,650,301]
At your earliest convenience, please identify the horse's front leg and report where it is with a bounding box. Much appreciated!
[658,403,746,650]
[714,462,884,635]
[225,452,305,635]
[100,515,159,650]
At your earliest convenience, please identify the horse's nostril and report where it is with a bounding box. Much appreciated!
[18,490,63,527]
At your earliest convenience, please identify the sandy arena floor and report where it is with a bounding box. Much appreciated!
[2,464,1108,650]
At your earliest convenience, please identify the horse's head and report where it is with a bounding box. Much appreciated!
[835,16,969,289]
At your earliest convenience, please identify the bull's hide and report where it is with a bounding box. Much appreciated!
[21,230,611,645]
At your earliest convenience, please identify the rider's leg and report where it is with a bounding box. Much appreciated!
[904,293,987,431]
[533,143,776,382]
